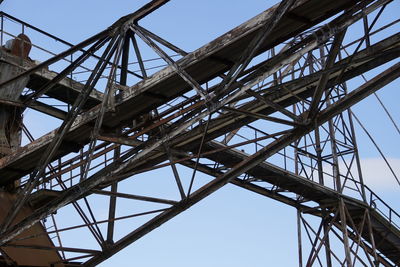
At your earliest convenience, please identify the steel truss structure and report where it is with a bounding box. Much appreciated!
[0,0,399,266]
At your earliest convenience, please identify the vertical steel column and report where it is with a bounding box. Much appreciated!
[1,15,3,46]
[106,139,120,244]
[326,89,353,266]
[297,209,303,267]
[120,34,130,86]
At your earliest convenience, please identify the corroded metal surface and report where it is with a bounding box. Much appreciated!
[0,0,398,266]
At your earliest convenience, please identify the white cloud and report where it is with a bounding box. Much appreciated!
[319,158,400,193]
[357,158,400,192]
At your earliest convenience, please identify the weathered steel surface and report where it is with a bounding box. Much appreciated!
[0,0,372,184]
[83,62,400,267]
[0,51,103,109]
[1,60,399,266]
[0,191,63,266]
[0,49,29,156]
[0,0,399,265]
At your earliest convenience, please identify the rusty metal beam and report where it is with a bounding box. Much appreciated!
[0,0,170,91]
[0,1,398,265]
[0,0,383,187]
[307,30,347,120]
[1,60,396,266]
[214,0,296,97]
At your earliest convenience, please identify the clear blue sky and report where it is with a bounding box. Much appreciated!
[1,1,399,266]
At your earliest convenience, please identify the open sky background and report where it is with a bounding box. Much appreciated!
[1,0,399,266]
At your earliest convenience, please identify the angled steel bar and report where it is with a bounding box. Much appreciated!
[83,197,106,244]
[50,214,65,259]
[130,24,209,101]
[307,30,347,120]
[180,159,304,209]
[129,31,148,78]
[12,208,170,244]
[116,130,291,179]
[139,26,188,56]
[338,199,353,267]
[305,214,337,266]
[0,31,110,90]
[364,210,381,266]
[80,34,125,182]
[221,106,299,126]
[351,112,400,186]
[187,114,212,196]
[244,88,299,121]
[214,0,296,97]
[24,36,110,104]
[50,254,94,265]
[317,2,388,110]
[92,190,177,205]
[151,107,187,200]
[3,244,100,254]
[0,34,121,234]
[343,207,375,266]
[300,213,326,266]
[0,247,17,267]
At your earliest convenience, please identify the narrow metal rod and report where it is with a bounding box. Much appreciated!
[50,214,66,259]
[25,36,110,104]
[318,2,387,110]
[351,111,400,186]
[139,26,188,56]
[131,24,209,101]
[80,34,125,182]
[221,106,300,126]
[83,197,106,243]
[22,127,105,245]
[120,34,130,86]
[130,31,148,78]
[0,30,110,90]
[307,30,347,119]
[338,199,353,267]
[215,0,296,97]
[12,208,170,243]
[93,189,177,205]
[3,244,100,254]
[0,34,121,234]
[187,114,212,196]
[244,89,299,121]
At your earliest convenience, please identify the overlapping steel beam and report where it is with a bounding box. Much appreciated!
[1,59,398,266]
[0,0,399,265]
[1,4,398,185]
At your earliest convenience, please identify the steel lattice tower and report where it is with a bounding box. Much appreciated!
[0,0,399,266]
